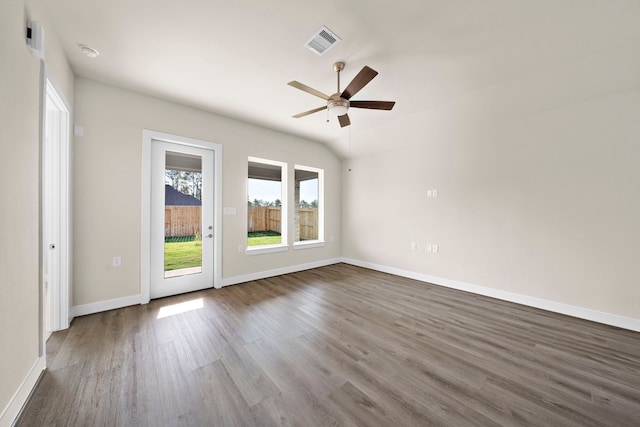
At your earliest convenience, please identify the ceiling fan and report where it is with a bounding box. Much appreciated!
[288,62,395,128]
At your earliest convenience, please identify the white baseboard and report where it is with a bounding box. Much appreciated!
[71,258,341,318]
[71,294,143,318]
[341,258,640,332]
[70,259,342,317]
[69,257,639,332]
[0,356,45,427]
[222,257,342,287]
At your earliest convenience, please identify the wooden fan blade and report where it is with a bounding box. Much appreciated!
[341,66,378,100]
[288,81,330,101]
[338,114,351,128]
[293,105,327,118]
[349,100,396,110]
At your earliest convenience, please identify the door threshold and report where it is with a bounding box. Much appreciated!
[164,266,202,278]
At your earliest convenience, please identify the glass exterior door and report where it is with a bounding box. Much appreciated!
[151,141,214,299]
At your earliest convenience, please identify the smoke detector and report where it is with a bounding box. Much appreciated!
[305,26,341,56]
[78,44,99,58]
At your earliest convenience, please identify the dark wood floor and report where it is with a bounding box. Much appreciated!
[17,263,640,426]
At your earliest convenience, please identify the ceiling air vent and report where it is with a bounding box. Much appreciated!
[305,26,341,56]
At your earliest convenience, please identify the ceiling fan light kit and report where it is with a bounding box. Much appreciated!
[288,62,395,128]
[328,97,349,116]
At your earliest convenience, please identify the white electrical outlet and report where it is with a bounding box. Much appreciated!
[238,244,244,253]
[113,256,122,267]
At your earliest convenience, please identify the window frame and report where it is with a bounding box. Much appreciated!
[246,157,288,255]
[293,164,324,250]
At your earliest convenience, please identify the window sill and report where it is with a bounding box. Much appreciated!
[292,240,325,250]
[246,244,289,255]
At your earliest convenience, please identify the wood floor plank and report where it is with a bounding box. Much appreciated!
[250,390,340,427]
[15,363,85,426]
[116,337,165,427]
[16,263,640,426]
[324,381,392,427]
[217,337,280,407]
[152,340,211,426]
[245,337,360,423]
[296,330,455,426]
[193,360,255,426]
[171,312,223,371]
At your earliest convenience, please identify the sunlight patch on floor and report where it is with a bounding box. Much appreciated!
[157,298,204,319]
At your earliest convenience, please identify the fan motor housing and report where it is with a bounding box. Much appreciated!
[328,94,349,115]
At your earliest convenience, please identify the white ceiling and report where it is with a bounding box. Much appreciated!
[38,0,640,158]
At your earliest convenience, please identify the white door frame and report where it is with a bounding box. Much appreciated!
[41,66,71,336]
[141,130,222,303]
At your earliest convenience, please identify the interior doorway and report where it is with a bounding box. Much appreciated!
[42,74,71,337]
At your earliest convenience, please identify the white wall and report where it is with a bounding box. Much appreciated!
[342,38,640,323]
[0,0,73,423]
[72,78,341,307]
[0,1,41,418]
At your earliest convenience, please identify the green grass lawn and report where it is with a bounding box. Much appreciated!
[165,232,280,270]
[164,240,202,271]
[247,231,281,246]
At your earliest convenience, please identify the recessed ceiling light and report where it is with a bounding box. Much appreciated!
[78,44,99,58]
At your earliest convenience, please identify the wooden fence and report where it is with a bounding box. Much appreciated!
[165,206,318,238]
[248,206,281,233]
[298,208,318,240]
[165,206,201,237]
[247,206,318,240]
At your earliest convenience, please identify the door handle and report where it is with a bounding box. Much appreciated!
[206,234,213,238]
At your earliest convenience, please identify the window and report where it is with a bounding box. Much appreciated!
[294,165,324,248]
[164,151,203,278]
[247,157,287,253]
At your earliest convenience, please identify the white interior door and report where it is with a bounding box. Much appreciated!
[150,140,215,299]
[43,104,59,337]
[42,76,70,335]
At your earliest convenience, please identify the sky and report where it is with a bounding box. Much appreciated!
[248,178,318,203]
